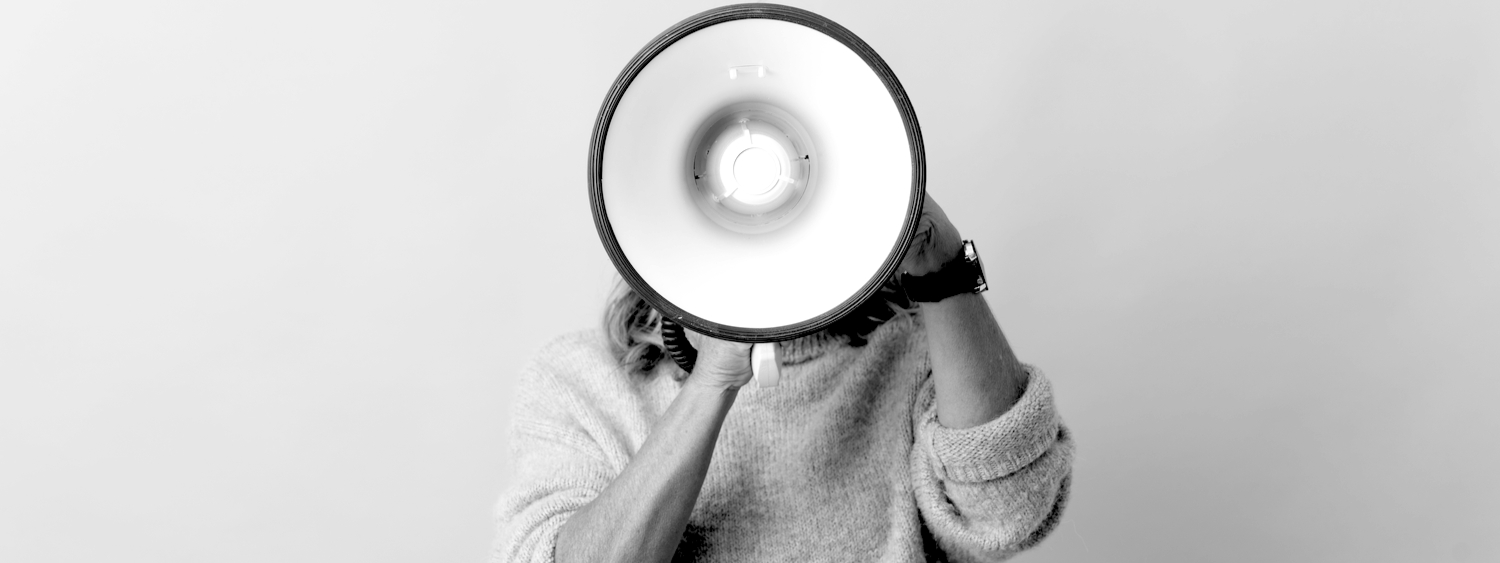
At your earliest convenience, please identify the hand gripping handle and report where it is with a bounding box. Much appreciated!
[659,320,780,388]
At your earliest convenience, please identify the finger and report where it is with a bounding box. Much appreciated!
[685,329,751,357]
[709,338,753,358]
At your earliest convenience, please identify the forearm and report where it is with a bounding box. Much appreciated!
[555,381,736,563]
[922,292,1028,428]
[910,367,1074,560]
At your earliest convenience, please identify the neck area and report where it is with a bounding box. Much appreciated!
[774,330,846,365]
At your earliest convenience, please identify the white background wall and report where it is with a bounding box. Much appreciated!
[2,1,1496,561]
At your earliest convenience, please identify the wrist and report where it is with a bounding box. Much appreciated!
[917,289,983,309]
[902,240,988,303]
[681,379,741,402]
[661,379,738,440]
[905,238,965,277]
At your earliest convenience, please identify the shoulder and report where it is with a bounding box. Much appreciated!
[530,329,614,369]
[519,329,622,392]
[514,329,657,421]
[511,330,670,464]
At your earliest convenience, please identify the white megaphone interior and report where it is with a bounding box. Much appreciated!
[603,18,913,331]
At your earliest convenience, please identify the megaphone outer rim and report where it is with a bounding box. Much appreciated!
[588,2,926,343]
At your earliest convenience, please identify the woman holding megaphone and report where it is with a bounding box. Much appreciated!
[494,195,1074,562]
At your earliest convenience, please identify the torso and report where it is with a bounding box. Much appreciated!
[583,316,933,561]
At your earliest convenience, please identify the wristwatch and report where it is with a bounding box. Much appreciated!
[901,240,988,303]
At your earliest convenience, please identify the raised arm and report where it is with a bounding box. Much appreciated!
[900,195,1028,427]
[492,333,744,563]
[901,195,1074,562]
[549,336,752,563]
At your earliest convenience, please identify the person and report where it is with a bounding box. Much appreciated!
[493,196,1074,562]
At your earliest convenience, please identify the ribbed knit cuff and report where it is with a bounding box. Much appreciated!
[925,365,1059,484]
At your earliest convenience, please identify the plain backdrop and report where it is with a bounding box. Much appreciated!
[2,1,1497,561]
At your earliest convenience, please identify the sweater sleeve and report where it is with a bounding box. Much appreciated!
[491,354,616,563]
[909,365,1075,562]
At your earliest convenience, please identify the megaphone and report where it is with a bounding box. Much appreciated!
[589,3,925,387]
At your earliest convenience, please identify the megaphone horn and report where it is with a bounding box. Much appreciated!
[590,3,926,386]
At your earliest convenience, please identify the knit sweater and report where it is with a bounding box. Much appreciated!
[493,312,1074,562]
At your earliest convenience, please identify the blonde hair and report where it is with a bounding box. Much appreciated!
[603,280,668,376]
[602,277,915,376]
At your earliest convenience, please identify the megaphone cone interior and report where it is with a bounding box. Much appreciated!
[591,4,925,342]
[688,103,816,234]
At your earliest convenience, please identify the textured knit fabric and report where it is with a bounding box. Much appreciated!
[493,312,1074,562]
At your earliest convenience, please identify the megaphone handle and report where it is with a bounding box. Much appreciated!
[660,319,698,374]
[750,342,780,388]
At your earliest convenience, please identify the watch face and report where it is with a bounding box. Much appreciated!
[965,240,988,293]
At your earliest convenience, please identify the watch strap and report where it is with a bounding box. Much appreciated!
[900,240,987,303]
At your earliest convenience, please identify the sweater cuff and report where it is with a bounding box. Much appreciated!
[924,365,1059,484]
